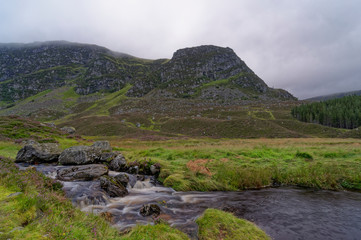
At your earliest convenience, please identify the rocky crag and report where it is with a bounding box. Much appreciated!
[0,41,295,103]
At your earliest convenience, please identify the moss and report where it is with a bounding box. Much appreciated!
[122,223,190,240]
[196,209,270,240]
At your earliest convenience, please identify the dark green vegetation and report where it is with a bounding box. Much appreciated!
[292,95,361,129]
[196,208,270,240]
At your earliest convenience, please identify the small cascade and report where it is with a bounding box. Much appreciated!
[62,181,110,207]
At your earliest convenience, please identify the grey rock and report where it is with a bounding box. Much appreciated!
[92,141,112,152]
[60,126,76,134]
[127,174,137,188]
[114,173,129,187]
[150,164,161,176]
[99,152,117,163]
[15,142,61,164]
[58,145,101,165]
[57,164,108,181]
[99,175,128,197]
[139,204,161,217]
[109,154,127,171]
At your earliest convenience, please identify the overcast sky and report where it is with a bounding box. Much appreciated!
[1,0,360,99]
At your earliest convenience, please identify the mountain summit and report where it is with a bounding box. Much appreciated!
[0,41,294,102]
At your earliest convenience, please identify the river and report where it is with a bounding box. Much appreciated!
[20,164,361,240]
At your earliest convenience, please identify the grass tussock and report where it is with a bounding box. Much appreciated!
[122,223,190,240]
[196,208,270,240]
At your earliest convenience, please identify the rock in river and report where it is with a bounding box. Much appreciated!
[57,164,108,181]
[99,175,128,197]
[140,204,161,217]
[114,173,129,188]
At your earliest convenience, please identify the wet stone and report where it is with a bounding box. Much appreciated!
[140,204,161,217]
[57,164,108,181]
[114,173,129,188]
[99,175,128,197]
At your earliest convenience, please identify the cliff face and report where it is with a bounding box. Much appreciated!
[0,41,295,102]
[156,45,270,98]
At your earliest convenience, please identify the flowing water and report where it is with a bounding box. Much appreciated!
[20,164,361,240]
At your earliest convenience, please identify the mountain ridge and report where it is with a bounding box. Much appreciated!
[0,41,295,103]
[306,90,361,101]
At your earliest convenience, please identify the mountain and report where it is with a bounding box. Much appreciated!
[0,41,295,103]
[0,41,316,139]
[306,90,361,102]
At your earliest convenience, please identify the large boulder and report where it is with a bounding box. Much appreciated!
[109,154,127,171]
[58,146,101,165]
[15,141,61,164]
[57,164,108,181]
[92,141,112,152]
[139,204,161,217]
[99,175,128,197]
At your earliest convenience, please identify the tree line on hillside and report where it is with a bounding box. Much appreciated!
[292,95,361,129]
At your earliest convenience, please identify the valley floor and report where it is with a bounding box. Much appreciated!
[1,136,361,239]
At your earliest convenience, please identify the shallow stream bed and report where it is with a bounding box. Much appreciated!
[20,164,361,240]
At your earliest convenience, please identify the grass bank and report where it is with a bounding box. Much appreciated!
[107,137,361,191]
[0,156,122,240]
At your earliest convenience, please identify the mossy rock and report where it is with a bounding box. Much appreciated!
[196,208,270,240]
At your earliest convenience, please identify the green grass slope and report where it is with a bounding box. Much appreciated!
[1,83,361,139]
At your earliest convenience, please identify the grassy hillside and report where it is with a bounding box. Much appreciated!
[2,86,361,139]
